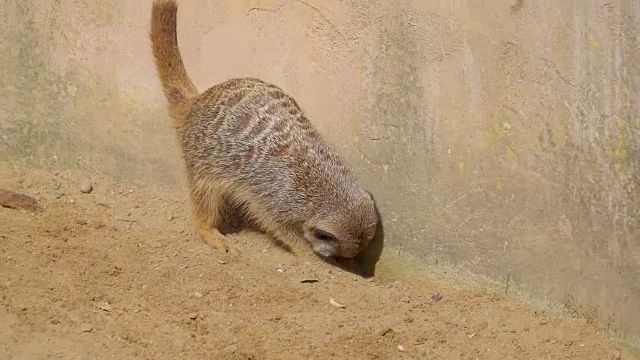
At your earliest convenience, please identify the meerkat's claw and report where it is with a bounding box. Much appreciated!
[226,245,242,257]
[198,228,239,256]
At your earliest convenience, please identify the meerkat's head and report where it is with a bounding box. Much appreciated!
[303,190,379,259]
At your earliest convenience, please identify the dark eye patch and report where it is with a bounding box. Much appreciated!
[313,229,336,242]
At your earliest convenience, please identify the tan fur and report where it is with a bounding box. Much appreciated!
[150,0,379,259]
[150,0,198,126]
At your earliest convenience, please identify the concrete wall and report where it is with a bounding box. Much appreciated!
[1,0,639,344]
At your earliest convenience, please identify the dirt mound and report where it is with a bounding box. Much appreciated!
[0,163,635,359]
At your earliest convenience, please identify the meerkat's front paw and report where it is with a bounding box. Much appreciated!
[199,228,242,257]
[223,241,242,257]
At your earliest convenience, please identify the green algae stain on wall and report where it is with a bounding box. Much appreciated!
[358,2,427,166]
[479,107,515,152]
[1,0,183,189]
[7,0,74,163]
[611,115,633,170]
[80,1,117,27]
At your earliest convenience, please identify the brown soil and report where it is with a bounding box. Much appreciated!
[0,163,635,360]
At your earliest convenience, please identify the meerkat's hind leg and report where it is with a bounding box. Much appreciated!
[190,182,241,256]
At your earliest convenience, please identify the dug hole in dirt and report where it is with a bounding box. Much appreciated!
[0,162,636,359]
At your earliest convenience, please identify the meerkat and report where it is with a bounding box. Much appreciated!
[150,0,378,259]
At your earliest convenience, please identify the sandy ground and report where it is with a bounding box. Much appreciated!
[0,163,636,360]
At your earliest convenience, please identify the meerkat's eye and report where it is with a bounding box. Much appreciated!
[313,229,336,242]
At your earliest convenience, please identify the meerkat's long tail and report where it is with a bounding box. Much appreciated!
[150,0,198,127]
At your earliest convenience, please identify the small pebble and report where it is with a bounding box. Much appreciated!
[52,182,61,190]
[397,345,405,352]
[192,292,203,298]
[166,213,174,221]
[55,192,65,199]
[98,302,112,312]
[188,313,197,320]
[79,178,93,194]
[79,323,93,333]
[430,293,443,303]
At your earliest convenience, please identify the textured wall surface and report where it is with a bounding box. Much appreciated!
[1,0,639,343]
